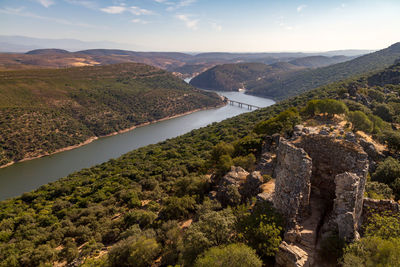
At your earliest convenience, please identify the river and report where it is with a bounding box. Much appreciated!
[0,90,274,200]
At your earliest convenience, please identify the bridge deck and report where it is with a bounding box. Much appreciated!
[227,99,261,110]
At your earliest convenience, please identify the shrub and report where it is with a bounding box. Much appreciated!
[303,99,348,118]
[348,111,373,133]
[372,157,400,185]
[182,209,236,265]
[194,243,262,267]
[254,108,301,136]
[233,153,256,171]
[233,135,263,157]
[124,210,157,229]
[373,103,394,122]
[108,236,161,267]
[211,142,234,164]
[235,202,283,259]
[381,130,400,152]
[159,196,196,221]
[365,213,400,239]
[342,236,400,267]
[391,178,400,200]
[364,181,393,199]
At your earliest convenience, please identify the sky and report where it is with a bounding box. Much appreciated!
[0,0,400,52]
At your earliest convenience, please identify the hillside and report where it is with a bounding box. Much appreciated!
[1,61,399,266]
[189,62,303,91]
[246,42,400,99]
[0,48,354,77]
[189,55,354,92]
[287,55,352,68]
[0,63,223,167]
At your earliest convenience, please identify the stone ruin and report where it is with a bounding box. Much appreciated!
[272,126,369,267]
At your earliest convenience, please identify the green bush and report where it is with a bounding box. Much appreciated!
[372,157,400,185]
[373,103,394,122]
[233,134,263,157]
[210,142,234,164]
[254,107,301,136]
[159,196,196,221]
[235,202,283,259]
[108,236,161,267]
[233,153,256,171]
[183,209,236,265]
[124,210,157,229]
[194,243,262,267]
[364,181,393,199]
[381,130,400,152]
[342,236,400,267]
[348,111,373,133]
[365,213,400,239]
[303,99,348,118]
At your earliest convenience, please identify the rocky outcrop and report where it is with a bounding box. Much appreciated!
[273,125,369,267]
[216,166,263,206]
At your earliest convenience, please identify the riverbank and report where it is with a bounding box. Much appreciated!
[0,103,226,170]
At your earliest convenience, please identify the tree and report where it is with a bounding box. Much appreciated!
[233,153,256,171]
[364,181,393,199]
[348,111,373,133]
[194,243,262,267]
[235,202,283,259]
[182,209,236,265]
[254,108,301,136]
[211,142,234,164]
[381,130,400,152]
[159,196,196,221]
[108,236,161,267]
[372,157,400,185]
[373,103,394,122]
[342,236,400,267]
[303,99,348,118]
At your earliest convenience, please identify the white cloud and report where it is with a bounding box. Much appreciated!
[131,18,149,24]
[100,5,153,15]
[36,0,54,8]
[176,14,199,30]
[210,22,222,32]
[100,6,126,14]
[297,4,307,12]
[130,6,153,16]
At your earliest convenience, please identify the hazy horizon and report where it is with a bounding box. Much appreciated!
[1,0,399,52]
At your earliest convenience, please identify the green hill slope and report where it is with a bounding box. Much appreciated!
[246,42,400,99]
[0,63,223,166]
[1,61,400,266]
[189,62,303,91]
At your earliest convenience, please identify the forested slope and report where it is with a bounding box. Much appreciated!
[189,62,303,91]
[1,62,400,266]
[0,63,223,166]
[246,42,400,99]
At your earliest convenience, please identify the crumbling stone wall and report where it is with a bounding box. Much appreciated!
[274,139,312,224]
[273,128,369,266]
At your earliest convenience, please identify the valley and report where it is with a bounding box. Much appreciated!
[189,43,400,101]
[0,63,223,168]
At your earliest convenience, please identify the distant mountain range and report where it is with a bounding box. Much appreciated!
[190,42,400,100]
[0,43,369,79]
